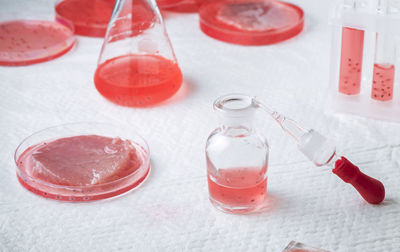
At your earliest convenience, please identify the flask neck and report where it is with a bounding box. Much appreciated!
[220,120,255,137]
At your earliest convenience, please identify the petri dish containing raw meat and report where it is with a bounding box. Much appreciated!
[199,0,304,45]
[0,20,75,66]
[14,123,150,202]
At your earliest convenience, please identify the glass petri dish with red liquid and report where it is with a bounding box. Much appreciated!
[157,0,185,8]
[55,0,116,37]
[94,0,183,107]
[163,0,205,12]
[15,123,150,202]
[0,18,75,66]
[199,0,304,45]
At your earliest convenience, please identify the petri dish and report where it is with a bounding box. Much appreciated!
[157,0,186,8]
[199,0,304,45]
[55,0,115,37]
[164,0,205,13]
[14,123,150,202]
[0,20,75,66]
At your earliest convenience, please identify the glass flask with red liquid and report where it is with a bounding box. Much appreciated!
[94,0,183,107]
[205,94,269,214]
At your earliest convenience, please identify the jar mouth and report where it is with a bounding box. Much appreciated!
[213,94,257,116]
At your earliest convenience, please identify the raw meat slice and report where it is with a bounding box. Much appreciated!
[217,2,299,32]
[30,135,141,186]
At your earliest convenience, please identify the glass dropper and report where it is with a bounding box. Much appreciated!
[253,97,385,204]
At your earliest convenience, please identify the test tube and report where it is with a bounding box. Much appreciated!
[338,0,365,95]
[371,0,396,101]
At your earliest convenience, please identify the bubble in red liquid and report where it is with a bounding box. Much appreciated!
[371,63,395,101]
[338,27,364,95]
[0,20,75,66]
[94,54,183,107]
[55,0,115,37]
[18,135,142,186]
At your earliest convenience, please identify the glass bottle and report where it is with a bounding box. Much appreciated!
[205,94,269,214]
[94,0,183,107]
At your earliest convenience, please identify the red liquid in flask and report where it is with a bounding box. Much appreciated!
[208,167,267,213]
[0,20,75,66]
[94,54,183,107]
[338,27,364,95]
[55,0,115,37]
[371,63,395,101]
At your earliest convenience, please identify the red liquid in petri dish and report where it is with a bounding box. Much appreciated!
[157,0,185,8]
[208,167,267,213]
[0,20,75,66]
[94,54,183,107]
[165,0,204,12]
[338,27,364,95]
[55,0,115,37]
[371,63,395,101]
[199,0,304,45]
[16,135,150,201]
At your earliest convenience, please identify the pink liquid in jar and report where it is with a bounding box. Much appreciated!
[208,167,267,214]
[338,27,364,95]
[371,63,395,101]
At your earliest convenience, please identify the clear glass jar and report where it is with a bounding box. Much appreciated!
[206,94,269,214]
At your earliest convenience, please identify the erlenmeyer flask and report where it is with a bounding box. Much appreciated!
[94,0,183,107]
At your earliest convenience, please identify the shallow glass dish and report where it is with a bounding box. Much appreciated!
[0,19,75,66]
[199,0,304,45]
[14,123,150,202]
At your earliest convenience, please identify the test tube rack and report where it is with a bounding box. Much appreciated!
[327,0,400,122]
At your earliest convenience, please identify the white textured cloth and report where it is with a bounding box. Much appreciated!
[1,0,399,251]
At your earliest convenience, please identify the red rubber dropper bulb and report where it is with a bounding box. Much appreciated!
[332,157,385,204]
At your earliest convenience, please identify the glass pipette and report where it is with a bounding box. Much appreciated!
[253,98,385,204]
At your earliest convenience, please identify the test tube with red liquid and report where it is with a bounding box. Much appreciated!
[371,1,396,101]
[338,1,365,95]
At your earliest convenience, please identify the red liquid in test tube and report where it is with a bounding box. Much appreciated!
[371,2,396,102]
[338,27,364,95]
[371,63,395,101]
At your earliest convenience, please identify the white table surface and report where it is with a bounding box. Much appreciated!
[1,0,399,251]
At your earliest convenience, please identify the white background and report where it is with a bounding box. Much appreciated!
[0,0,399,251]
